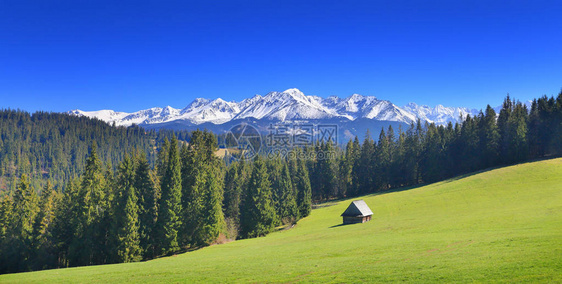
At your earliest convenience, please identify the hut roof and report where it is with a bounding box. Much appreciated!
[341,200,373,217]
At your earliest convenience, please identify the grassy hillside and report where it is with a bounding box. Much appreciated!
[2,158,561,283]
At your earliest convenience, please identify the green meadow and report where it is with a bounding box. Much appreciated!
[2,158,561,283]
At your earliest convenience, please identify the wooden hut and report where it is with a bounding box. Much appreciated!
[341,200,373,224]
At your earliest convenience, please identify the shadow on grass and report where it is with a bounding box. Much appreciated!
[329,223,349,229]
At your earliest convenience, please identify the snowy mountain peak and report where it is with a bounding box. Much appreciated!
[349,93,365,101]
[402,102,479,125]
[283,88,305,97]
[68,89,479,127]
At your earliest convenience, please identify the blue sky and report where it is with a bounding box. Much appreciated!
[1,0,561,113]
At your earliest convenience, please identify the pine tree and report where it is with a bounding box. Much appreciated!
[134,152,159,259]
[223,160,245,237]
[180,131,205,246]
[0,194,12,244]
[3,174,40,272]
[51,178,80,268]
[194,164,225,245]
[497,95,513,163]
[419,123,444,183]
[155,136,182,255]
[294,149,312,218]
[156,138,170,179]
[0,193,13,273]
[508,102,529,162]
[223,162,241,221]
[69,142,109,266]
[277,162,298,223]
[353,131,375,195]
[32,181,58,270]
[480,105,500,167]
[240,158,276,238]
[375,128,391,190]
[111,155,141,263]
[312,142,338,200]
[266,157,283,226]
[458,115,480,173]
[554,91,562,154]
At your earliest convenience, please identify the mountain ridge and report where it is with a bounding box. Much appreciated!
[69,89,480,128]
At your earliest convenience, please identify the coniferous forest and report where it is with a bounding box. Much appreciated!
[0,92,561,273]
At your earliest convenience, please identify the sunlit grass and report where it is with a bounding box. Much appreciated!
[2,158,561,283]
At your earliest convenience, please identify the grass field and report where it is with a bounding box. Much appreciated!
[2,158,561,283]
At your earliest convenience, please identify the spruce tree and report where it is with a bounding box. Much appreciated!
[4,174,39,272]
[508,102,529,162]
[32,181,58,270]
[0,194,12,245]
[68,142,109,266]
[134,152,158,259]
[179,131,205,246]
[375,128,391,190]
[294,150,312,218]
[277,162,298,223]
[223,162,241,221]
[353,131,374,195]
[194,165,225,245]
[111,155,141,263]
[51,178,80,268]
[240,158,276,238]
[497,95,513,163]
[223,161,243,238]
[481,105,500,167]
[155,136,182,255]
[0,193,13,273]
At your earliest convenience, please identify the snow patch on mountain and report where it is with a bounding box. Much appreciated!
[403,103,480,125]
[68,88,478,127]
[68,109,130,125]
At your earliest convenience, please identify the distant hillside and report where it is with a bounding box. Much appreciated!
[3,158,561,282]
[0,110,186,192]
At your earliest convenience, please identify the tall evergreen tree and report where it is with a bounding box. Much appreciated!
[51,178,80,268]
[2,174,39,272]
[375,128,391,190]
[419,123,444,183]
[32,181,58,270]
[155,136,182,255]
[353,131,374,195]
[0,194,12,244]
[156,138,170,179]
[480,105,500,167]
[193,164,225,245]
[110,155,141,263]
[69,142,109,266]
[276,162,298,223]
[134,152,159,259]
[240,158,276,238]
[508,102,529,162]
[294,149,312,218]
[223,162,241,222]
[497,95,513,163]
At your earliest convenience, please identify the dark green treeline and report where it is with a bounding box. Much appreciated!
[307,92,562,199]
[0,110,194,194]
[0,129,313,273]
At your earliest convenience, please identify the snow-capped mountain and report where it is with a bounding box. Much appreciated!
[322,93,418,123]
[234,89,337,121]
[68,109,130,125]
[68,88,479,128]
[403,103,479,125]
